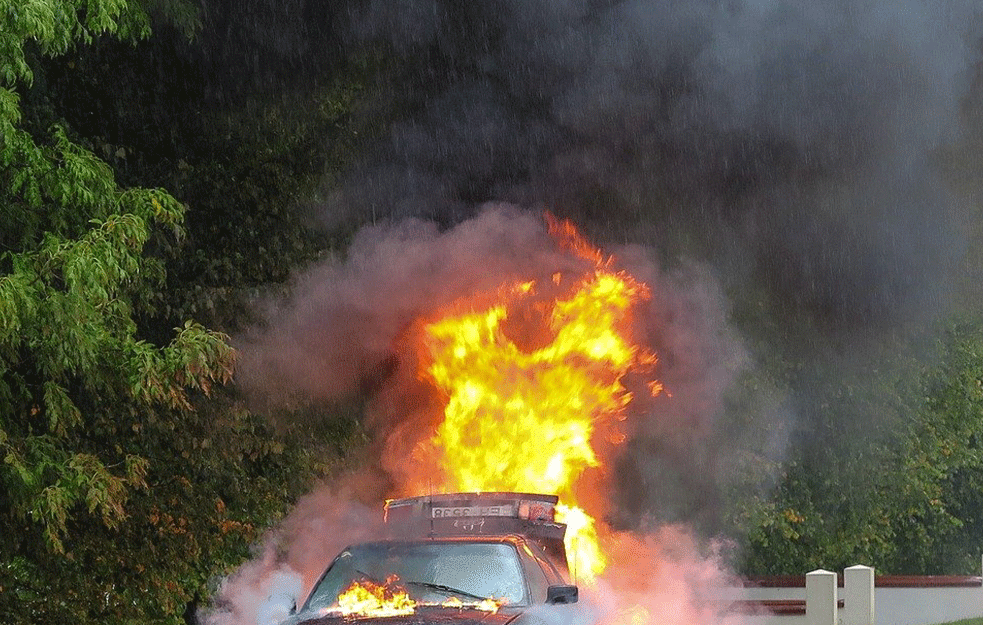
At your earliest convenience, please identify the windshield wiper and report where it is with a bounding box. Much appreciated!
[404,581,489,602]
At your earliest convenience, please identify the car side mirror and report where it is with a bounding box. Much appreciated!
[546,584,578,605]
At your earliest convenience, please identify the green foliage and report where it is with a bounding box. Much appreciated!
[27,22,375,330]
[0,1,363,624]
[159,73,369,329]
[730,319,983,575]
[883,319,983,573]
[0,0,151,88]
[0,140,237,619]
[0,389,352,625]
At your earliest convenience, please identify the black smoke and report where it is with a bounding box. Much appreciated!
[322,0,979,331]
[237,0,983,539]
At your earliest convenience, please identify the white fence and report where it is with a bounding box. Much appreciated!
[715,557,983,625]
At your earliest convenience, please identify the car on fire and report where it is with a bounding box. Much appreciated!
[278,493,581,625]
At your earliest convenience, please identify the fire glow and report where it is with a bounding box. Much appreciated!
[415,215,659,582]
[335,578,415,617]
[332,579,502,618]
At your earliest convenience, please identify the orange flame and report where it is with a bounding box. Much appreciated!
[332,578,504,618]
[335,577,416,617]
[474,598,503,613]
[416,215,657,583]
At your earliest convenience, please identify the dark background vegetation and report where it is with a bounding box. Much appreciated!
[3,1,983,623]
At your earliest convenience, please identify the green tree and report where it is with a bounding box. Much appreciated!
[729,318,983,576]
[881,319,983,574]
[0,2,345,623]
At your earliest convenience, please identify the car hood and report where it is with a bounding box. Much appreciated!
[294,607,520,625]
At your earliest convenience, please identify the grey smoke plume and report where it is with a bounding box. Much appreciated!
[229,0,983,568]
[240,203,752,536]
[239,207,584,403]
[219,4,983,620]
[203,481,386,625]
[328,0,980,329]
[310,0,982,528]
[231,205,751,625]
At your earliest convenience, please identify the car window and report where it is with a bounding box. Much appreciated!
[305,542,527,612]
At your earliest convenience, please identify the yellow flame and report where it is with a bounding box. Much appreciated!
[336,578,416,617]
[419,218,656,583]
[441,596,464,609]
[475,598,502,613]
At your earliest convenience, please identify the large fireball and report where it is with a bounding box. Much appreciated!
[412,215,659,582]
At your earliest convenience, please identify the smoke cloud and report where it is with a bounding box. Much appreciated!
[213,1,983,623]
[239,207,582,403]
[203,481,387,625]
[240,205,748,519]
[329,0,980,330]
[311,0,982,531]
[228,204,753,624]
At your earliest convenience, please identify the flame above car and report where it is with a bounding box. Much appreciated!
[405,214,660,583]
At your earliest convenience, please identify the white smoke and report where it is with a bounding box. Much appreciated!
[521,529,746,625]
[212,205,762,625]
[202,482,386,625]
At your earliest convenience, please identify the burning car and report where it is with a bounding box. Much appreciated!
[246,217,661,625]
[278,492,581,625]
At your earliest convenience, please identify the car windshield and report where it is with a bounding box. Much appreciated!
[304,541,527,612]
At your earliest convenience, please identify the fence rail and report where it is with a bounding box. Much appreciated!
[739,575,983,588]
[716,556,983,625]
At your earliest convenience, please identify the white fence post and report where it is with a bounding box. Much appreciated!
[807,569,837,625]
[844,565,875,625]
